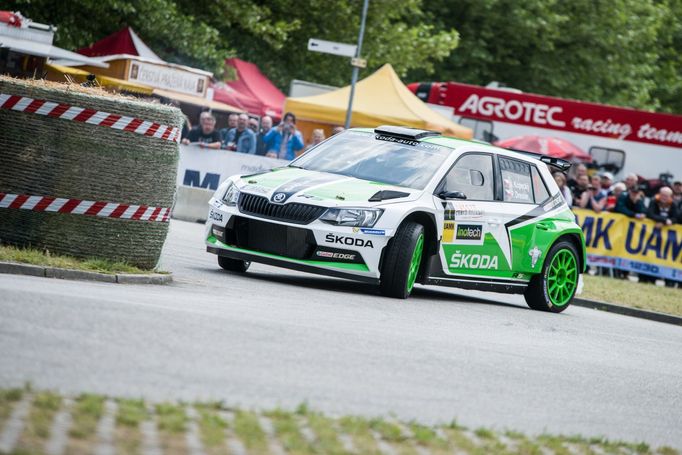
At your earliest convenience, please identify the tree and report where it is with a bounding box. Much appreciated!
[412,0,679,113]
[177,0,460,90]
[6,0,230,75]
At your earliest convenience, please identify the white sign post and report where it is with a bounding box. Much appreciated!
[307,38,357,58]
[307,0,369,129]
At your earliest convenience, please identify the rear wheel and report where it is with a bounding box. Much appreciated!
[524,240,578,313]
[218,255,250,273]
[380,222,425,299]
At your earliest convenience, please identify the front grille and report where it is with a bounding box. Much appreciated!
[225,216,316,259]
[238,192,326,225]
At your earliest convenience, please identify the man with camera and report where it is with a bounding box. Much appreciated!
[264,112,304,160]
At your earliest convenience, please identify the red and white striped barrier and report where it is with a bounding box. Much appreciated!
[0,193,170,222]
[0,93,181,143]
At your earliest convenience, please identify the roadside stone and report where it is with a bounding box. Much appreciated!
[116,273,172,285]
[0,261,45,277]
[45,267,117,283]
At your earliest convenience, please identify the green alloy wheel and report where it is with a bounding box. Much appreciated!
[407,233,425,292]
[380,221,425,299]
[524,240,579,313]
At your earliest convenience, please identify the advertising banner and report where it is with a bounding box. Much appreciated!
[129,60,208,97]
[573,208,682,282]
[442,82,682,149]
[177,144,289,192]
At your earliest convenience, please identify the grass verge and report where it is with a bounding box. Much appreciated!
[0,244,156,274]
[582,274,682,317]
[0,388,678,455]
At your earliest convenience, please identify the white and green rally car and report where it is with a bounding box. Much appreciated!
[206,126,586,312]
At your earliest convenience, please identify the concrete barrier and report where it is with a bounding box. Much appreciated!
[173,186,213,222]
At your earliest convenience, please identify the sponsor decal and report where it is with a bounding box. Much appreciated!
[443,221,455,243]
[316,251,357,261]
[209,209,223,222]
[211,199,223,209]
[450,251,499,269]
[529,246,542,268]
[242,184,269,195]
[270,174,346,204]
[325,234,374,248]
[297,193,322,200]
[456,224,482,241]
[360,228,385,235]
[445,203,484,220]
[543,194,563,212]
[374,134,441,150]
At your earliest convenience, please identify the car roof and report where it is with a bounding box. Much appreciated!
[351,126,543,166]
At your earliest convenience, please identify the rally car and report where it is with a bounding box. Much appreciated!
[205,126,586,312]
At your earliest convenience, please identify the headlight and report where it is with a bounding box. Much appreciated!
[222,183,240,206]
[319,208,384,227]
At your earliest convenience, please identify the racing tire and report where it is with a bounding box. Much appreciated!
[524,240,579,313]
[380,221,425,299]
[218,255,250,273]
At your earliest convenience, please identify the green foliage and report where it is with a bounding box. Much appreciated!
[6,0,229,76]
[6,0,681,113]
[413,0,682,113]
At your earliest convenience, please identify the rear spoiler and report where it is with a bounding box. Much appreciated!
[502,147,572,172]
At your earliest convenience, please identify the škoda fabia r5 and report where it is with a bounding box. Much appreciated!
[206,126,586,312]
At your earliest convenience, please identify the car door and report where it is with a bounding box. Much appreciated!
[436,152,512,279]
[497,156,556,278]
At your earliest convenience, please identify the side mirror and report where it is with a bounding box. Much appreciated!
[439,190,467,200]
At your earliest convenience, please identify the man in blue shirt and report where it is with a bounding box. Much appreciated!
[264,112,304,160]
[222,113,257,154]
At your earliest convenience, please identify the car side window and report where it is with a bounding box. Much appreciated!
[531,166,550,203]
[499,157,533,204]
[443,154,495,201]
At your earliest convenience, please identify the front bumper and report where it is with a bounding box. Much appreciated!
[205,196,391,280]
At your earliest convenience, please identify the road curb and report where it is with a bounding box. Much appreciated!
[0,261,172,285]
[573,297,682,326]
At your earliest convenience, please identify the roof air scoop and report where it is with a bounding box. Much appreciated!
[374,125,439,141]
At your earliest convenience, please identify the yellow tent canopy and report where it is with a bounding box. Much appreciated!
[284,64,472,140]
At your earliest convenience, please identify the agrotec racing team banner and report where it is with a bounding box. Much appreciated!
[573,208,682,282]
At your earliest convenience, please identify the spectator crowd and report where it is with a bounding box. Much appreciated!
[180,110,342,160]
[556,163,682,227]
[555,163,682,287]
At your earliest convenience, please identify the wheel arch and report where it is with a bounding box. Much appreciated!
[549,232,586,273]
[400,211,439,257]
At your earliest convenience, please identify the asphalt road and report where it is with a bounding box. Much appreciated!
[1,219,681,447]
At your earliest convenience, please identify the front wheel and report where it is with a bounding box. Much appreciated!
[380,221,425,299]
[524,240,579,313]
[218,255,250,273]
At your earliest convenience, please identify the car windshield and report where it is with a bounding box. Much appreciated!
[290,130,452,190]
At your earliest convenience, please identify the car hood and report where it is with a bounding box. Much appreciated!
[235,167,422,206]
